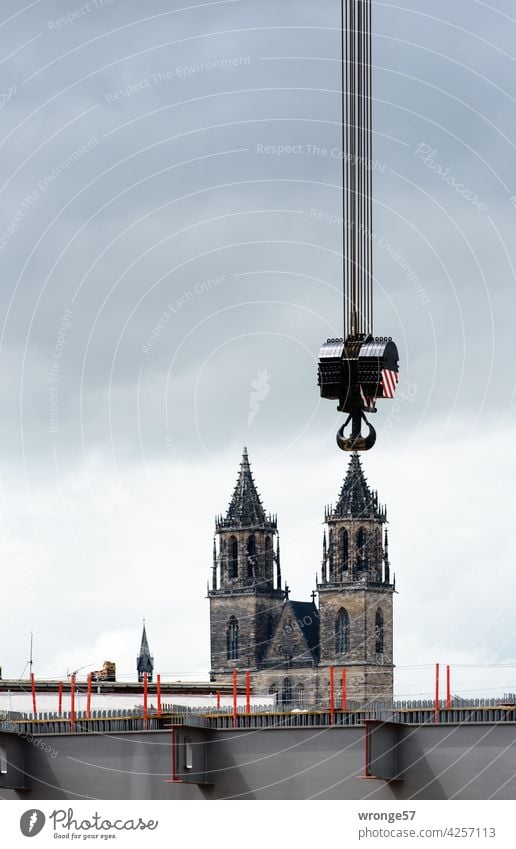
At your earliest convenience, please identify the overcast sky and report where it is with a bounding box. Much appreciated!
[0,0,515,701]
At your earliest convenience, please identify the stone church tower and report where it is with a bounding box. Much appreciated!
[317,454,394,704]
[209,448,285,676]
[209,449,394,707]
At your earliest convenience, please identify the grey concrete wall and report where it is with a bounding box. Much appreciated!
[0,732,27,794]
[14,732,174,801]
[1,724,516,800]
[396,725,516,800]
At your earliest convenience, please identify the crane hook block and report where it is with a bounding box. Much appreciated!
[318,334,399,452]
[337,412,376,452]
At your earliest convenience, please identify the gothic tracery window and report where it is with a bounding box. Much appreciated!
[335,607,350,654]
[282,677,293,706]
[265,535,273,577]
[339,527,349,571]
[375,608,384,655]
[357,527,367,570]
[226,615,239,661]
[229,536,238,579]
[247,535,256,578]
[295,683,305,705]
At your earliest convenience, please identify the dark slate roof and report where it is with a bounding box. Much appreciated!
[219,448,276,529]
[329,453,385,520]
[137,623,154,673]
[289,601,320,659]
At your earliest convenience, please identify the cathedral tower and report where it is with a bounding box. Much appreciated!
[317,454,394,704]
[209,448,285,680]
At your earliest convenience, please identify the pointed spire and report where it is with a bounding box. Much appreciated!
[331,453,384,519]
[218,447,275,529]
[212,537,218,591]
[321,531,328,583]
[383,527,390,584]
[139,620,150,656]
[137,620,154,683]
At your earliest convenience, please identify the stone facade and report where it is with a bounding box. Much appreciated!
[209,449,395,708]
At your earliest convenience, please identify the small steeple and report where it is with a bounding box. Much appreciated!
[328,453,385,521]
[384,527,390,584]
[321,530,328,583]
[136,620,154,683]
[212,536,218,591]
[276,536,282,589]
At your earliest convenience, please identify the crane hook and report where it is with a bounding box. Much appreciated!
[336,410,376,452]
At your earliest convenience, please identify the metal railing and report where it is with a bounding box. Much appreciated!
[3,698,516,736]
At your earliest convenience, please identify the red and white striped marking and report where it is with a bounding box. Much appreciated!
[381,369,398,399]
[360,385,376,409]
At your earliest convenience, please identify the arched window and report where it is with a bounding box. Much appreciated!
[267,614,274,641]
[269,683,278,704]
[226,616,239,661]
[265,535,273,575]
[335,608,350,654]
[295,683,305,706]
[281,677,292,706]
[247,535,256,578]
[357,527,367,570]
[375,608,384,655]
[229,536,238,579]
[328,529,335,574]
[339,528,349,571]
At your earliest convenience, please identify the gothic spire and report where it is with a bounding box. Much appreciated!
[218,447,276,529]
[328,452,385,521]
[136,621,154,683]
[384,527,390,584]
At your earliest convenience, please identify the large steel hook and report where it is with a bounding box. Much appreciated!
[336,410,376,452]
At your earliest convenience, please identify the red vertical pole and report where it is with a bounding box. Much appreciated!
[216,690,221,709]
[86,674,92,719]
[446,665,451,710]
[143,672,148,726]
[364,721,370,778]
[31,673,37,717]
[58,681,63,715]
[70,675,75,733]
[232,669,238,727]
[245,671,251,714]
[434,663,440,723]
[342,668,347,712]
[329,665,335,725]
[157,674,162,718]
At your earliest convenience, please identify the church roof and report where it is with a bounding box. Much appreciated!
[289,601,320,658]
[261,599,320,666]
[328,453,385,521]
[217,448,277,530]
